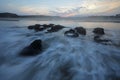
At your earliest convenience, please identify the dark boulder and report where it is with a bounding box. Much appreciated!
[64,29,79,37]
[42,24,51,28]
[65,29,75,33]
[28,24,50,31]
[42,24,55,28]
[28,24,41,31]
[93,28,105,35]
[34,24,41,31]
[94,36,111,45]
[28,25,34,29]
[38,25,47,31]
[19,39,42,56]
[47,25,65,33]
[75,27,86,35]
[49,24,55,27]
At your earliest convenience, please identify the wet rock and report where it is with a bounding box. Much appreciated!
[75,27,86,35]
[28,24,56,32]
[49,24,55,27]
[19,39,42,56]
[65,29,75,34]
[28,24,41,31]
[28,24,50,31]
[34,24,41,31]
[64,29,79,37]
[28,25,34,29]
[47,25,65,33]
[94,36,111,45]
[93,28,105,35]
[42,24,51,28]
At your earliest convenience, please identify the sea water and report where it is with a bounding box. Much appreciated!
[0,19,120,80]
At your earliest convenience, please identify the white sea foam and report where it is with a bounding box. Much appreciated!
[0,22,120,80]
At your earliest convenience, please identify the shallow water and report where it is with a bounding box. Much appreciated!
[0,20,120,80]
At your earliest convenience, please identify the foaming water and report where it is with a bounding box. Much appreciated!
[0,21,120,80]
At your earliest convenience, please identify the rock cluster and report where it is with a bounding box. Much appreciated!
[28,24,65,32]
[19,24,113,57]
[93,28,111,44]
[64,27,86,37]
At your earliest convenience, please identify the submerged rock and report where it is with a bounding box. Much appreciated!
[94,36,111,45]
[75,27,86,35]
[19,39,42,56]
[93,28,105,35]
[64,29,79,37]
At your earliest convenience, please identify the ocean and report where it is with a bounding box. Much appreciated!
[0,19,120,80]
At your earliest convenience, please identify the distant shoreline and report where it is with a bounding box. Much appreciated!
[0,12,120,22]
[0,17,120,23]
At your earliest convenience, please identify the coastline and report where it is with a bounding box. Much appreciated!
[0,17,120,23]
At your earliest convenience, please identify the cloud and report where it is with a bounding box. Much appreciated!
[50,7,87,17]
[19,6,50,15]
[0,0,120,16]
[50,0,120,17]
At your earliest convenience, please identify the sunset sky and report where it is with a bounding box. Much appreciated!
[0,0,120,17]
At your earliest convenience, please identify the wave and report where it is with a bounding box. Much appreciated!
[0,26,120,80]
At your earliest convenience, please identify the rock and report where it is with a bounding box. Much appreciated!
[94,36,111,45]
[28,24,50,31]
[27,24,41,31]
[28,25,34,29]
[42,24,51,28]
[49,24,55,27]
[19,39,42,56]
[75,27,86,35]
[47,25,65,33]
[42,24,55,29]
[34,24,41,31]
[65,29,75,33]
[64,29,79,37]
[28,24,56,31]
[93,28,105,35]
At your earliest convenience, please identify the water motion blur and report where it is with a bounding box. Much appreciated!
[0,0,120,80]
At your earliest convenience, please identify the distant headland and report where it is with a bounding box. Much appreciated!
[0,12,60,18]
[0,12,120,18]
[0,12,120,22]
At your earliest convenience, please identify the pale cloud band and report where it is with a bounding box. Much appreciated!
[0,0,120,17]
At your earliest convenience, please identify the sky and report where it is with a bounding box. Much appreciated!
[0,0,120,17]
